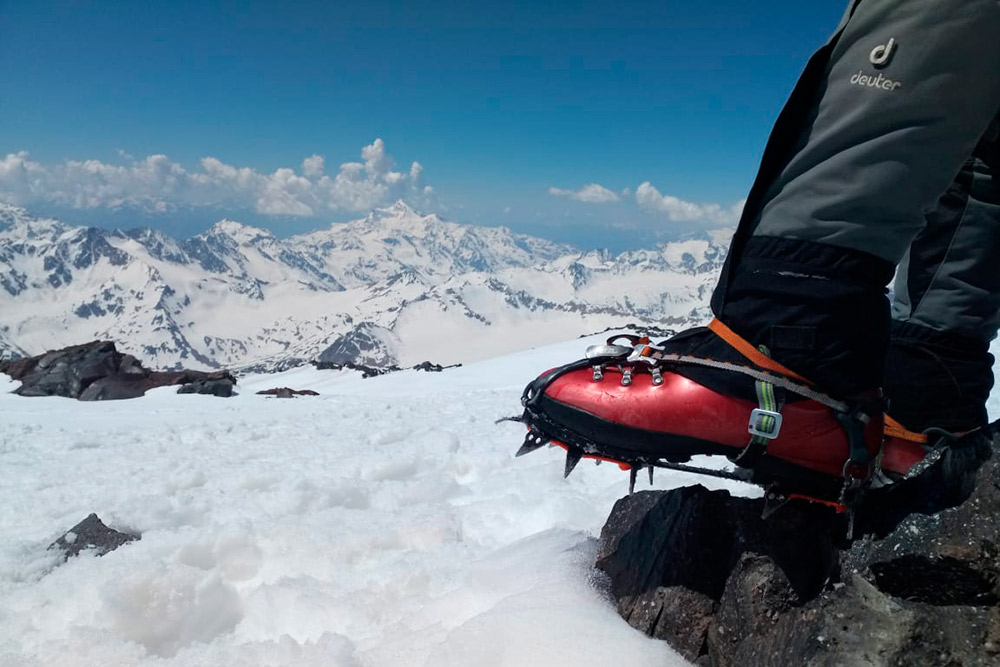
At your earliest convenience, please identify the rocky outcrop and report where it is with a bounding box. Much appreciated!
[411,360,462,373]
[596,487,842,662]
[48,513,139,561]
[311,359,461,378]
[176,377,236,397]
[0,340,236,400]
[313,359,398,378]
[256,387,320,398]
[596,432,1000,666]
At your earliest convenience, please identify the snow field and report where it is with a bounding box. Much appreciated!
[0,338,731,666]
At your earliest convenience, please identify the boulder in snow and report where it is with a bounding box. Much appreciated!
[0,341,237,400]
[256,387,320,398]
[177,378,235,397]
[49,513,139,561]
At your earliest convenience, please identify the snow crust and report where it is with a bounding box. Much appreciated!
[0,334,754,666]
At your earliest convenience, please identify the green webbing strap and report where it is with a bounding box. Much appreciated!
[730,346,785,469]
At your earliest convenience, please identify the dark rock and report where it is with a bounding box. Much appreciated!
[49,513,139,560]
[596,487,841,661]
[177,378,235,397]
[844,433,1000,608]
[708,574,999,667]
[628,585,715,658]
[0,340,237,400]
[310,359,460,378]
[312,359,400,378]
[412,361,445,373]
[120,354,145,374]
[853,430,995,539]
[78,376,148,401]
[255,387,319,398]
[411,360,462,372]
[595,432,1000,666]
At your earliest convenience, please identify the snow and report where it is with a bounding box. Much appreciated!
[5,331,1000,665]
[0,334,758,666]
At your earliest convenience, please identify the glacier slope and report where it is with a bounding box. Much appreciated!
[0,333,760,667]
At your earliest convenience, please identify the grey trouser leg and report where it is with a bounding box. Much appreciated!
[892,133,1000,342]
[883,132,1000,432]
[709,0,1000,396]
[751,0,1000,263]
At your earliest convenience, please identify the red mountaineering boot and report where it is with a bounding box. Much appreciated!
[518,318,885,510]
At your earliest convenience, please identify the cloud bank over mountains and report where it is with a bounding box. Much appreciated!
[548,183,622,203]
[635,182,745,225]
[0,139,432,217]
[549,181,744,226]
[0,138,744,232]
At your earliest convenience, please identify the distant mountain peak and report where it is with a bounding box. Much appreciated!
[0,202,70,237]
[364,200,429,226]
[204,218,274,242]
[0,202,28,217]
[377,199,418,216]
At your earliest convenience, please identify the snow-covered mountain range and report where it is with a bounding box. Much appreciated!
[0,201,729,370]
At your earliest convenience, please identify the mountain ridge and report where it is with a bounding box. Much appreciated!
[0,201,729,371]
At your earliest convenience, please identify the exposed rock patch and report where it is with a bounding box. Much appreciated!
[312,359,460,378]
[177,377,235,397]
[0,340,236,400]
[49,513,139,561]
[596,487,841,662]
[411,360,462,373]
[313,359,397,378]
[596,432,1000,666]
[256,387,320,398]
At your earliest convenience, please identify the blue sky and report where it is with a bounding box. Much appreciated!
[0,1,846,251]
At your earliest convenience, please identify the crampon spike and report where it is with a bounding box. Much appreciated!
[564,447,583,478]
[648,466,654,486]
[515,431,548,457]
[629,466,637,494]
[761,490,790,520]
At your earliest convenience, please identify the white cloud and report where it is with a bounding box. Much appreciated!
[548,183,621,204]
[0,140,432,217]
[635,181,744,225]
[301,155,325,178]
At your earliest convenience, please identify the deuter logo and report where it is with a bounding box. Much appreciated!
[850,37,902,92]
[850,70,902,91]
[869,37,896,68]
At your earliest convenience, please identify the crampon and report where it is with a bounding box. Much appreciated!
[516,319,935,522]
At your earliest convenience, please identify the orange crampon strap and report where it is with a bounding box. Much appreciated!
[786,492,849,514]
[710,317,927,445]
[708,317,811,383]
[883,415,929,444]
